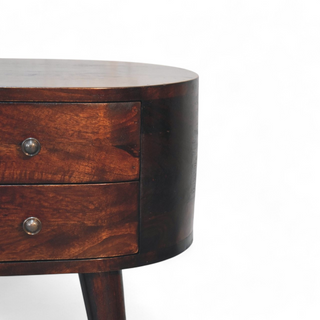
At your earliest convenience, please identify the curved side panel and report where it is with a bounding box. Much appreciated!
[139,78,198,253]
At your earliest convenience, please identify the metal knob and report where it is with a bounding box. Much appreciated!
[23,217,42,235]
[21,138,41,156]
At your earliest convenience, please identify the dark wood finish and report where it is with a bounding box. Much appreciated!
[0,233,193,276]
[0,102,140,184]
[0,59,198,277]
[79,271,126,320]
[139,81,198,253]
[0,59,196,88]
[0,182,139,261]
[0,59,198,320]
[0,60,197,102]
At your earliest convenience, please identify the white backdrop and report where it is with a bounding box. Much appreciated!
[1,1,320,319]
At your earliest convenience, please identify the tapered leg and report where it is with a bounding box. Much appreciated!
[79,271,126,320]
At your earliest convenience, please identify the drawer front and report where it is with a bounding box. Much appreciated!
[0,183,139,261]
[0,102,140,183]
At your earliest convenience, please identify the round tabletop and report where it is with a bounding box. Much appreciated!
[0,59,198,88]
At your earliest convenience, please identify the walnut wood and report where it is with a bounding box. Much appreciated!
[0,60,197,102]
[0,183,139,261]
[79,271,126,320]
[0,102,140,183]
[0,233,192,276]
[139,79,198,253]
[0,59,198,276]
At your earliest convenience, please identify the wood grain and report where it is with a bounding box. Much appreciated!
[0,182,139,261]
[0,233,193,276]
[0,102,140,183]
[0,60,197,102]
[0,59,198,276]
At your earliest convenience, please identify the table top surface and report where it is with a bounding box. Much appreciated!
[0,59,198,88]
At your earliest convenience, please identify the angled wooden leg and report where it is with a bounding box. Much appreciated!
[79,271,126,320]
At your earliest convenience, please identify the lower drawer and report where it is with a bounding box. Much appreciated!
[0,182,139,261]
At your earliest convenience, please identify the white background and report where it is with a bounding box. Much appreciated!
[1,1,320,319]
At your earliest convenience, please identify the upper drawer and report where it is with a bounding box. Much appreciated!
[0,102,140,183]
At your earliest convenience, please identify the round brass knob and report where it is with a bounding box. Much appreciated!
[23,217,42,235]
[21,138,41,156]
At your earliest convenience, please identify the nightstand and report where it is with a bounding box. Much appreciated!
[0,59,198,319]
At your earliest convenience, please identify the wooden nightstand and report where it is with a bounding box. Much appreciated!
[0,59,198,319]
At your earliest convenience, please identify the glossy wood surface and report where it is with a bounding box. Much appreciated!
[0,102,140,183]
[0,233,193,276]
[0,59,196,88]
[0,183,139,261]
[0,59,198,276]
[79,271,126,320]
[139,79,198,253]
[0,59,197,102]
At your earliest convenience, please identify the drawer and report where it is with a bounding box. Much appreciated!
[0,102,140,184]
[0,182,139,261]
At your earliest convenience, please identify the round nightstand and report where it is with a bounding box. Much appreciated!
[0,59,198,319]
